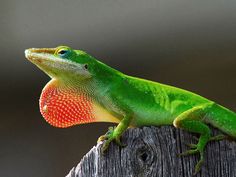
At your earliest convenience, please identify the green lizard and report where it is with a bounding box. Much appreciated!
[25,46,236,174]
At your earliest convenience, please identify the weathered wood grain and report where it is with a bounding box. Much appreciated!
[66,126,236,177]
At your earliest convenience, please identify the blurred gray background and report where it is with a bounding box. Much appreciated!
[1,0,236,176]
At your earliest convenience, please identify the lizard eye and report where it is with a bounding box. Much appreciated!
[56,48,70,58]
[58,50,67,55]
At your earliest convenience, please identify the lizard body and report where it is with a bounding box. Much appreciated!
[25,46,236,174]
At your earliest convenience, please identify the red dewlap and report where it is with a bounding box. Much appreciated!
[39,80,95,128]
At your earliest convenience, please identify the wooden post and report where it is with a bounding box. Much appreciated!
[66,126,236,177]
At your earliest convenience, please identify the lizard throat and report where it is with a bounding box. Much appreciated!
[39,79,96,128]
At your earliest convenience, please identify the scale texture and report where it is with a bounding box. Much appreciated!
[66,126,236,177]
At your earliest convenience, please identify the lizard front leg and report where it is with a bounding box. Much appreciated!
[98,114,133,152]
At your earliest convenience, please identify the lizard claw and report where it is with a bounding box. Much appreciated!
[193,152,204,175]
[185,143,197,149]
[97,135,107,143]
[101,137,113,153]
[98,126,126,153]
[97,126,115,143]
[178,149,199,157]
[178,144,204,175]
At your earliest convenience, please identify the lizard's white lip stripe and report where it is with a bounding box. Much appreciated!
[25,49,77,66]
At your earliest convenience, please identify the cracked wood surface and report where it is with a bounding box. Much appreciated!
[66,126,236,177]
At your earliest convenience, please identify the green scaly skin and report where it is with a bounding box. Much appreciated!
[25,46,236,175]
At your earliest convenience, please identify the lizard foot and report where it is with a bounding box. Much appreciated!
[97,126,114,143]
[97,126,126,153]
[178,144,204,175]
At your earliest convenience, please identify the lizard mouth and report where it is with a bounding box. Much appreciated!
[25,48,91,79]
[25,48,69,64]
[25,48,56,62]
[25,48,80,69]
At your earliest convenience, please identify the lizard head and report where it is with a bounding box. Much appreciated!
[25,46,95,127]
[25,46,120,128]
[25,46,94,82]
